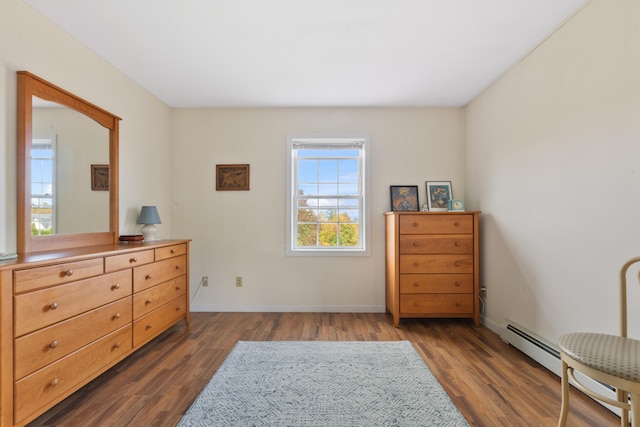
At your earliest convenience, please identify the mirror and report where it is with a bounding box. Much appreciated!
[17,71,121,254]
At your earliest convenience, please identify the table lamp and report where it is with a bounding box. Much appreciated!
[137,206,161,241]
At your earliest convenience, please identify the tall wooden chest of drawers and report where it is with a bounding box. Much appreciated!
[385,212,480,327]
[0,240,190,427]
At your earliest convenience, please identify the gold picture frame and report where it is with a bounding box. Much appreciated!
[216,164,250,191]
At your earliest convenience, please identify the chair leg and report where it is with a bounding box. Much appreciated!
[618,390,628,427]
[630,393,639,427]
[558,360,570,427]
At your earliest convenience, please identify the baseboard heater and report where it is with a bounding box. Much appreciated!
[502,321,621,416]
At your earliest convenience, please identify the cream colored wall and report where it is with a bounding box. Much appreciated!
[172,108,464,311]
[0,0,173,253]
[466,0,640,342]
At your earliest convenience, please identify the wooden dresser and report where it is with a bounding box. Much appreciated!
[385,212,480,327]
[0,240,190,427]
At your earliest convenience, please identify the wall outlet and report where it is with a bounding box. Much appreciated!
[202,276,208,287]
[235,276,242,287]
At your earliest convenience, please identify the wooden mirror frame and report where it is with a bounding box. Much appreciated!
[17,71,120,254]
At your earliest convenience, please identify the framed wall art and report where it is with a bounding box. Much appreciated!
[216,164,250,191]
[390,185,419,211]
[425,181,452,211]
[91,164,109,191]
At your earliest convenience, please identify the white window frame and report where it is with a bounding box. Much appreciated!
[286,133,371,256]
[30,136,57,235]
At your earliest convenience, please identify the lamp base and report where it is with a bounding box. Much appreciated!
[141,224,159,241]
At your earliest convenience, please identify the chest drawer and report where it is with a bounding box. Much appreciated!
[133,255,187,292]
[400,274,473,294]
[399,214,472,235]
[133,276,187,319]
[133,295,187,347]
[105,250,154,272]
[14,326,132,423]
[155,243,187,261]
[400,294,473,314]
[14,298,132,380]
[14,269,132,337]
[400,254,474,274]
[400,235,473,254]
[14,258,104,293]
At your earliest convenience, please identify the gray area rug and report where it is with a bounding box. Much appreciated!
[178,340,469,426]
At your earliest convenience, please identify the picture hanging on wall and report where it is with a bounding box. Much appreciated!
[425,181,452,211]
[390,185,419,211]
[91,164,109,191]
[216,164,250,191]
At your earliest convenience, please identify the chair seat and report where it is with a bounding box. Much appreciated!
[559,332,640,381]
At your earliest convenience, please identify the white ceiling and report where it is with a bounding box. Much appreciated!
[25,0,589,108]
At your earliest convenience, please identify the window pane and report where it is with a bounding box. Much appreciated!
[318,183,337,195]
[339,209,359,222]
[318,160,337,182]
[297,224,318,246]
[298,159,318,182]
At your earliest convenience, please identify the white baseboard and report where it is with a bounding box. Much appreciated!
[190,304,386,313]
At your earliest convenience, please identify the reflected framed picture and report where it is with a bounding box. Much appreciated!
[91,164,109,191]
[216,164,250,191]
[426,181,452,211]
[390,185,419,211]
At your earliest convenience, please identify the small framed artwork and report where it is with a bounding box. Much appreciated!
[216,164,250,191]
[426,181,452,211]
[390,185,419,211]
[91,164,109,191]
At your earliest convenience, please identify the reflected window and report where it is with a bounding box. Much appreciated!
[31,137,56,235]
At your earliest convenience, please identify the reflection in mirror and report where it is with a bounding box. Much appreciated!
[31,97,110,235]
[18,71,121,254]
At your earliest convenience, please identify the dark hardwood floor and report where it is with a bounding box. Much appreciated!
[28,312,618,426]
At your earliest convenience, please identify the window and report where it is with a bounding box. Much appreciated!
[31,137,56,236]
[286,134,370,256]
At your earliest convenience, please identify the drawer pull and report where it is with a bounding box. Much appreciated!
[455,241,461,247]
[413,242,419,247]
[176,265,182,270]
[112,283,121,290]
[114,342,121,349]
[50,378,59,387]
[412,222,419,227]
[114,312,121,319]
[146,274,153,280]
[175,306,181,311]
[130,257,138,263]
[454,281,461,287]
[170,249,176,254]
[413,301,420,307]
[454,222,460,227]
[50,340,58,349]
[146,299,152,305]
[146,324,153,330]
[176,286,181,291]
[49,302,58,310]
[413,262,419,267]
[412,282,419,287]
[64,269,73,277]
[455,301,462,307]
[455,261,461,267]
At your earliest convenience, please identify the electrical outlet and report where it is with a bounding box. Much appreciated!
[202,276,208,287]
[236,276,242,287]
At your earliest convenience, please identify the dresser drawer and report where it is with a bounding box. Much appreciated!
[105,250,154,272]
[400,274,473,294]
[133,276,187,319]
[400,235,473,254]
[14,269,132,337]
[399,214,473,235]
[14,326,132,423]
[155,243,187,261]
[14,298,132,380]
[14,258,104,293]
[400,255,474,274]
[400,294,473,314]
[133,255,187,293]
[133,295,186,347]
